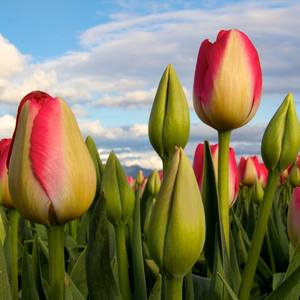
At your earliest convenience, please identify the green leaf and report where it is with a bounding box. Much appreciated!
[65,274,85,300]
[86,196,122,300]
[70,248,88,297]
[192,275,210,300]
[0,212,5,245]
[217,272,239,300]
[148,274,162,300]
[0,240,11,300]
[201,141,220,273]
[266,265,300,300]
[21,243,39,300]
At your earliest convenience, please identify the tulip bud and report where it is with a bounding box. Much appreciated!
[147,148,205,276]
[148,64,190,161]
[136,170,145,186]
[289,164,300,187]
[238,156,260,186]
[261,93,300,172]
[193,143,239,206]
[287,187,300,247]
[101,152,135,226]
[0,139,14,208]
[253,181,264,204]
[145,170,161,197]
[193,29,262,130]
[127,176,135,189]
[8,91,96,225]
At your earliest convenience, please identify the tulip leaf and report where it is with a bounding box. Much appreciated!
[148,274,162,300]
[0,239,12,300]
[0,212,5,245]
[65,273,85,300]
[21,243,39,300]
[192,274,210,300]
[70,247,88,297]
[201,141,220,273]
[266,265,300,300]
[86,195,122,300]
[217,272,239,300]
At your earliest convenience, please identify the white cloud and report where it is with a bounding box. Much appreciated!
[0,114,16,138]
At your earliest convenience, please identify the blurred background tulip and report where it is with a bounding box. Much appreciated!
[193,143,239,206]
[193,29,262,131]
[288,187,300,247]
[8,91,97,225]
[238,156,260,186]
[258,163,268,188]
[0,138,14,208]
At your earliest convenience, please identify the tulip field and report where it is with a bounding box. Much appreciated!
[1,29,300,300]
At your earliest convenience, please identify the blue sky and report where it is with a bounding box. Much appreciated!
[0,0,299,169]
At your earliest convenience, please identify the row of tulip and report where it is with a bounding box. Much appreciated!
[0,28,300,300]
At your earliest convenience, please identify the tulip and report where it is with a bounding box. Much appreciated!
[258,163,268,188]
[253,181,264,204]
[148,64,190,167]
[239,93,300,300]
[101,151,134,300]
[238,156,260,186]
[8,91,97,225]
[289,164,300,187]
[261,93,300,172]
[193,143,239,206]
[147,148,205,297]
[0,139,14,208]
[287,187,300,247]
[193,29,262,131]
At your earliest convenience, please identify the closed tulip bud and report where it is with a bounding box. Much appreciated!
[136,170,145,186]
[127,176,135,189]
[147,148,205,276]
[193,143,239,206]
[262,93,300,172]
[148,64,190,161]
[289,164,300,187]
[0,139,14,208]
[238,156,260,186]
[258,163,268,188]
[146,170,161,197]
[8,91,96,225]
[287,187,300,247]
[253,181,264,204]
[193,29,262,131]
[101,152,135,226]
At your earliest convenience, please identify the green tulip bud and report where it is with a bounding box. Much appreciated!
[253,180,264,204]
[146,148,205,276]
[289,164,300,187]
[136,170,144,186]
[101,152,135,226]
[148,64,190,161]
[261,93,300,172]
[85,136,104,200]
[146,170,161,197]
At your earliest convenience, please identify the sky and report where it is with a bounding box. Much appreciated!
[0,0,299,170]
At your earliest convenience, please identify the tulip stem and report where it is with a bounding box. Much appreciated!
[163,274,183,300]
[132,187,147,300]
[238,171,279,300]
[48,225,65,300]
[115,223,131,300]
[8,209,20,300]
[217,130,231,256]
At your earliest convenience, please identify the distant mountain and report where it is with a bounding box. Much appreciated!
[124,165,153,177]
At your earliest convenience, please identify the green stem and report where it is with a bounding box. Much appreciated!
[184,271,194,300]
[48,225,65,300]
[217,130,231,256]
[163,274,183,300]
[9,209,20,300]
[132,187,147,300]
[238,171,279,300]
[69,219,78,241]
[115,224,131,300]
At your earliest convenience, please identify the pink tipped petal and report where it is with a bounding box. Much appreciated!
[193,144,204,188]
[30,98,64,205]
